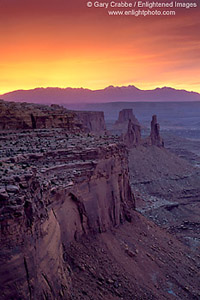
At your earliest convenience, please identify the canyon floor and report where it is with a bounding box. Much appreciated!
[66,211,200,300]
[67,144,200,300]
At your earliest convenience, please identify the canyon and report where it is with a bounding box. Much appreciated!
[0,100,199,299]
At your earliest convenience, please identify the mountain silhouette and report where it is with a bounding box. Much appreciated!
[1,85,200,104]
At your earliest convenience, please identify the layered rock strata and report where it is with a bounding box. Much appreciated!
[0,99,106,134]
[0,100,78,131]
[0,129,134,299]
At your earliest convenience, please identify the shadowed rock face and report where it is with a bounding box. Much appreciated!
[109,111,164,149]
[122,119,141,148]
[150,115,164,147]
[0,130,134,299]
[0,100,106,134]
[115,109,140,126]
[112,109,141,139]
[74,110,106,134]
[121,115,164,149]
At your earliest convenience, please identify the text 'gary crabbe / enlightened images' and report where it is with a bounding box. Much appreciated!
[86,0,198,16]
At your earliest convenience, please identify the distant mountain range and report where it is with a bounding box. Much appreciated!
[1,85,200,104]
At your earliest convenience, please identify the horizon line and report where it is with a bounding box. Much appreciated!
[1,84,200,96]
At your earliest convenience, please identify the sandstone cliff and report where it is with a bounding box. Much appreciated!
[0,100,78,131]
[121,115,164,149]
[122,119,141,148]
[0,100,106,134]
[113,109,140,135]
[0,129,134,299]
[148,115,164,147]
[115,109,140,126]
[74,110,106,134]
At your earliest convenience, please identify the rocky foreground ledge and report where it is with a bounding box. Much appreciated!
[0,128,134,299]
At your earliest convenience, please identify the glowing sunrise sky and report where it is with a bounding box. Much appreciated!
[0,0,200,94]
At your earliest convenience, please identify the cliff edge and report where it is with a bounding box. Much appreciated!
[0,99,106,134]
[0,129,134,299]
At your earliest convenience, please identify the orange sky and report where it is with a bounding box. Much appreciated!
[0,0,200,94]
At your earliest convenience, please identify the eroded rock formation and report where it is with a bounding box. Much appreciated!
[0,100,78,131]
[0,99,106,134]
[74,110,106,134]
[122,119,141,148]
[0,129,134,299]
[115,109,140,126]
[149,115,164,147]
[121,114,164,149]
[112,109,140,135]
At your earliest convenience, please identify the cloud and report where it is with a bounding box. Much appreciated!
[0,0,199,93]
